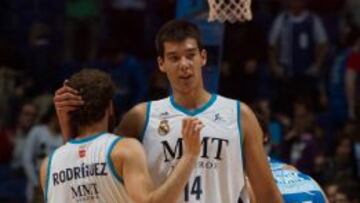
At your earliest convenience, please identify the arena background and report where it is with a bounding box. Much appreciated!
[0,0,359,202]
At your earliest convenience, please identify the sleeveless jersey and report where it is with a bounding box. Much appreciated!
[142,94,248,203]
[45,132,133,203]
[269,159,326,203]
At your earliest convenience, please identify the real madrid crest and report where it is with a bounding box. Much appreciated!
[158,119,170,136]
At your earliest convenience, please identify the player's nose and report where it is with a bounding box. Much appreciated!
[179,56,191,70]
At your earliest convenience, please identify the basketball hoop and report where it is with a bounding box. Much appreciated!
[208,0,252,23]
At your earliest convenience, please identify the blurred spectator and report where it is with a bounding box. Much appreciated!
[0,67,18,123]
[220,57,271,103]
[107,45,148,117]
[0,120,13,164]
[22,105,62,203]
[325,182,339,203]
[344,0,360,28]
[148,70,169,100]
[10,103,37,173]
[280,98,322,175]
[24,22,57,93]
[345,29,360,120]
[326,181,360,203]
[328,23,358,127]
[268,0,328,112]
[253,98,285,158]
[106,0,146,56]
[322,135,357,183]
[64,0,101,61]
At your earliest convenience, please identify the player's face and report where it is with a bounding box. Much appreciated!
[158,38,207,94]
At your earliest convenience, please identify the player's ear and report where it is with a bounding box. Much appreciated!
[200,49,207,67]
[158,56,166,73]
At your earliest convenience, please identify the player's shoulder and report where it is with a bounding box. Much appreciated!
[127,102,148,117]
[116,102,149,137]
[211,94,240,107]
[124,97,169,117]
[212,95,254,118]
[238,101,254,118]
[111,137,144,160]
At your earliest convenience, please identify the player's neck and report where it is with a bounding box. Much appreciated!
[76,118,108,139]
[172,88,211,109]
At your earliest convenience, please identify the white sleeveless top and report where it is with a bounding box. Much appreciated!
[45,132,132,203]
[142,94,249,203]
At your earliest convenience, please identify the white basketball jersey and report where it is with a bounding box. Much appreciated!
[45,132,133,203]
[142,94,248,203]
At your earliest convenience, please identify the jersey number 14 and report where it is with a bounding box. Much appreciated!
[184,176,203,201]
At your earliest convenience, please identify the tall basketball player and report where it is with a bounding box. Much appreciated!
[43,69,204,203]
[54,20,283,203]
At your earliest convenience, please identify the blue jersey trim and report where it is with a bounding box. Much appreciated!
[169,94,217,116]
[236,101,244,147]
[107,136,124,183]
[283,191,326,203]
[45,151,55,203]
[68,132,106,144]
[139,102,151,142]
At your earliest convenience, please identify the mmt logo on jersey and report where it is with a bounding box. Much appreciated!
[161,137,229,169]
[71,183,99,202]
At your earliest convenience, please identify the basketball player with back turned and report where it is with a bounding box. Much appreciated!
[54,20,283,203]
[42,69,204,203]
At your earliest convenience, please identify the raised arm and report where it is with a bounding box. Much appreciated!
[53,83,83,141]
[241,103,283,203]
[113,118,202,203]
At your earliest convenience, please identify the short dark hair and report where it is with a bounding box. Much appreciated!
[67,69,115,128]
[155,20,203,57]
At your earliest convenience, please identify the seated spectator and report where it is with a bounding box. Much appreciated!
[280,98,322,175]
[323,135,357,182]
[10,103,37,173]
[22,105,62,203]
[345,29,360,120]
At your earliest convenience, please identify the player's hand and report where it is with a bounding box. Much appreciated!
[53,80,84,113]
[53,80,84,141]
[182,118,204,158]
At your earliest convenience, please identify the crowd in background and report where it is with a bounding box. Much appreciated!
[0,0,359,202]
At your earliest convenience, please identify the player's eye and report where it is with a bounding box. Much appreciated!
[168,55,180,62]
[186,53,196,60]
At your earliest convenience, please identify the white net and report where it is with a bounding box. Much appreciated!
[208,0,252,23]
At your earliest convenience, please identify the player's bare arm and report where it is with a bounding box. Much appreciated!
[241,102,283,203]
[115,102,147,138]
[40,157,48,192]
[113,118,203,203]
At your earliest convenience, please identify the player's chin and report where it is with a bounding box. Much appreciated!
[176,85,194,94]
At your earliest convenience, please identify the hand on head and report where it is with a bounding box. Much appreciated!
[53,80,84,141]
[54,80,84,112]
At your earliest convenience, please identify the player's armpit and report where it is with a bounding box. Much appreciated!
[40,157,49,193]
[115,103,147,139]
[240,103,283,203]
